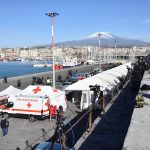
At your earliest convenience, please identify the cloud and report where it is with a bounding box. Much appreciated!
[142,19,150,24]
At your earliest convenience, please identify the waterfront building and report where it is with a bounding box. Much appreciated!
[5,48,20,60]
[39,48,52,59]
[20,49,30,59]
[0,45,149,61]
[54,47,63,58]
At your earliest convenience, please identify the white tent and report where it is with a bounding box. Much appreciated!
[94,73,120,86]
[113,63,131,76]
[65,63,131,93]
[65,76,112,91]
[64,63,131,110]
[15,85,67,111]
[103,70,123,78]
[0,85,22,97]
[101,63,131,78]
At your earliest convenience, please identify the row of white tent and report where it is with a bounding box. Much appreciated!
[0,62,132,112]
[65,62,131,91]
[64,62,132,109]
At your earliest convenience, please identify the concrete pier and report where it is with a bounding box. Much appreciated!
[0,64,97,91]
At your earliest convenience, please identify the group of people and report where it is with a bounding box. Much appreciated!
[31,76,53,86]
[32,76,44,85]
[48,105,64,122]
[0,115,9,137]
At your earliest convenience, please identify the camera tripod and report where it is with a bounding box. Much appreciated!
[50,108,67,150]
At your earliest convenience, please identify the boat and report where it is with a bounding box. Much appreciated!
[62,57,80,68]
[15,58,22,61]
[33,63,47,68]
[45,64,52,67]
[32,59,52,68]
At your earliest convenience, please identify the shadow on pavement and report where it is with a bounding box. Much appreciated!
[79,84,137,150]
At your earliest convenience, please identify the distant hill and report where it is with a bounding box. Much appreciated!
[55,32,149,47]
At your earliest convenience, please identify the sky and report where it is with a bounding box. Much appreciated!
[0,0,150,48]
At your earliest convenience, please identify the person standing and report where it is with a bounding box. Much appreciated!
[0,115,9,136]
[49,105,56,121]
[17,79,21,87]
[46,77,50,85]
[3,76,7,83]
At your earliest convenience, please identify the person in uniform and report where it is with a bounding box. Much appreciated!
[0,115,9,136]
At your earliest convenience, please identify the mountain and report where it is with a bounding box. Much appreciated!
[55,32,149,47]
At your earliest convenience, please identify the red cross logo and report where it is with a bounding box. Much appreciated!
[33,86,41,94]
[27,102,32,108]
[45,100,49,106]
[53,89,59,93]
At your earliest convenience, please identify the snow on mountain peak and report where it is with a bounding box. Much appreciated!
[88,32,114,39]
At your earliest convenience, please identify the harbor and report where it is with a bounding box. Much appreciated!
[0,54,149,150]
[0,64,97,150]
[0,62,125,149]
[1,0,150,149]
[0,63,98,91]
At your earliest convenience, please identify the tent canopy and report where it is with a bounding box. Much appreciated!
[0,85,22,97]
[94,73,120,86]
[65,73,113,91]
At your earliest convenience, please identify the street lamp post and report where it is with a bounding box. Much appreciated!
[98,33,101,47]
[114,40,117,60]
[45,12,59,89]
[97,33,101,71]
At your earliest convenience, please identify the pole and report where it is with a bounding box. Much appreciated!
[88,109,92,133]
[51,16,55,88]
[46,12,59,89]
[115,40,117,60]
[98,33,101,71]
[51,17,54,49]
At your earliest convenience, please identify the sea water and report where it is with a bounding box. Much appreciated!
[0,61,51,79]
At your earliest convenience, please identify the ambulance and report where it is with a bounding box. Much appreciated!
[1,85,67,122]
[0,95,14,116]
[2,95,50,122]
